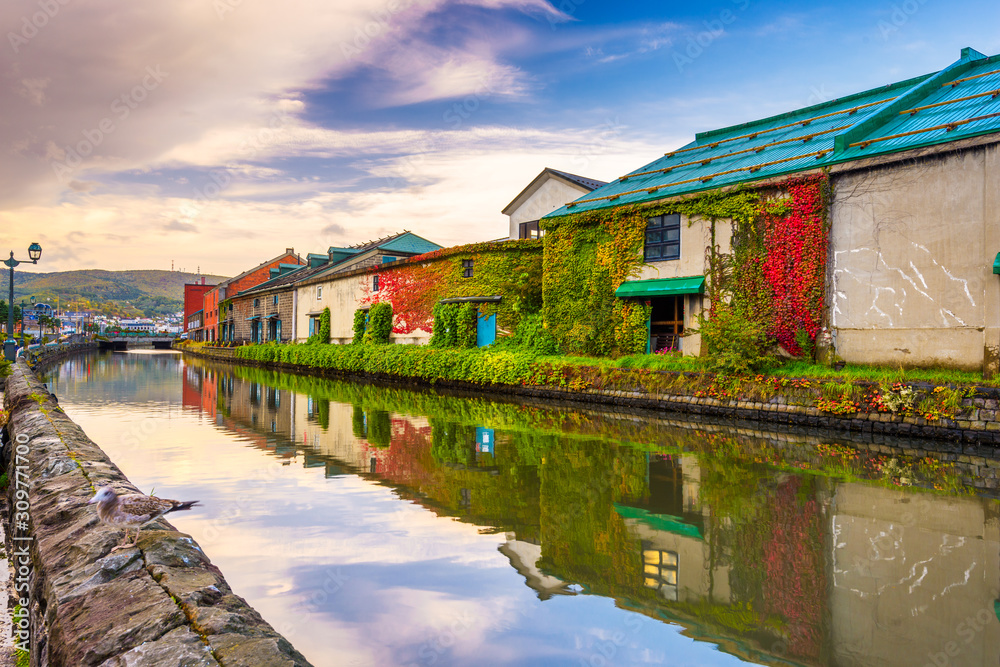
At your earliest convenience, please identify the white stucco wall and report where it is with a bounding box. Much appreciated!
[830,145,1000,371]
[508,178,592,239]
[633,214,721,356]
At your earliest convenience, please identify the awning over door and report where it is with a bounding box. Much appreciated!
[615,276,705,298]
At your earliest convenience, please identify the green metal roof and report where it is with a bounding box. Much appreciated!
[615,276,705,298]
[993,252,1000,275]
[548,48,1000,217]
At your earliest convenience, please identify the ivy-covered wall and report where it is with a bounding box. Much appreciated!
[363,239,543,337]
[541,173,831,358]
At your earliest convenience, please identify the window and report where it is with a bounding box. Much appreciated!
[317,286,323,299]
[644,213,681,262]
[373,275,379,292]
[273,295,278,305]
[642,544,678,601]
[518,220,544,239]
[462,259,474,278]
[253,298,259,308]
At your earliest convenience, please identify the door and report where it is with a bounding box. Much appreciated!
[476,312,496,347]
[649,296,684,353]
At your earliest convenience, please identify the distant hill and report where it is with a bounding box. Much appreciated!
[0,270,227,318]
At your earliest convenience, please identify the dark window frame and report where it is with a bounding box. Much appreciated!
[518,220,544,239]
[462,259,474,278]
[644,214,681,262]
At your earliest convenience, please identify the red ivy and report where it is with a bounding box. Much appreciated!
[759,175,828,354]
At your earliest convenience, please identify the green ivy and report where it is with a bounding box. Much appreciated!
[353,309,367,345]
[458,303,478,349]
[430,303,459,348]
[365,302,393,344]
[319,307,331,344]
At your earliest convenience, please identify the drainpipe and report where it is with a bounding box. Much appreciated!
[993,253,1000,378]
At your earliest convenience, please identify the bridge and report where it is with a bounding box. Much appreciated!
[98,332,179,350]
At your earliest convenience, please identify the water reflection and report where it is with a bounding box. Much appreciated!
[43,352,1000,667]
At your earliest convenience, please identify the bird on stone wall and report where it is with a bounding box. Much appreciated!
[89,486,200,551]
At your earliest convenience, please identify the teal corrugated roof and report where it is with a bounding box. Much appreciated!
[548,48,1000,218]
[379,232,442,255]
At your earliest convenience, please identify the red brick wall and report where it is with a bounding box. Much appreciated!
[183,283,213,333]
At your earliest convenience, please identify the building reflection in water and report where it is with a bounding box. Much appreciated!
[177,358,1000,667]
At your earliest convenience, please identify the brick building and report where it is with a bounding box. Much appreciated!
[205,248,304,342]
[183,278,214,339]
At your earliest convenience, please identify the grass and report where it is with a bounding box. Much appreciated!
[771,360,988,386]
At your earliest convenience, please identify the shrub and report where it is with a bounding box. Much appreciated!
[493,312,559,355]
[365,302,393,345]
[353,310,367,345]
[457,303,478,349]
[696,305,776,376]
[319,307,331,344]
[368,410,392,447]
[430,303,459,348]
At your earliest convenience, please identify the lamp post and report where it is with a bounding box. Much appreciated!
[3,243,41,361]
[19,300,27,350]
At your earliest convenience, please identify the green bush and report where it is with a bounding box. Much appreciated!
[430,303,459,348]
[353,310,367,345]
[0,358,11,378]
[351,405,366,438]
[493,312,558,355]
[457,303,478,349]
[319,307,331,344]
[696,305,777,376]
[364,302,393,345]
[368,409,392,447]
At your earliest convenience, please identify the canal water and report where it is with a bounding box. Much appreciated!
[41,350,1000,667]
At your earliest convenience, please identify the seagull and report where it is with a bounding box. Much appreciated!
[89,486,200,551]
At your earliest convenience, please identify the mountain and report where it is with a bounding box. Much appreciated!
[0,270,227,318]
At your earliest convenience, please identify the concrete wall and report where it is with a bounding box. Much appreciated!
[295,272,367,344]
[830,483,1000,667]
[830,145,1000,372]
[3,359,311,666]
[633,214,719,356]
[508,178,590,238]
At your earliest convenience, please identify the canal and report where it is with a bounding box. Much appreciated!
[41,350,1000,667]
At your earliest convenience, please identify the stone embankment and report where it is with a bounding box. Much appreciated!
[178,345,1000,446]
[3,358,313,666]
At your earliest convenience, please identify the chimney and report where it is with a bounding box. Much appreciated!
[286,247,294,254]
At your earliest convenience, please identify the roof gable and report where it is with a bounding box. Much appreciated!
[548,47,1000,217]
[502,168,607,215]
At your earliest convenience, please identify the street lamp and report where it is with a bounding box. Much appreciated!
[4,243,42,361]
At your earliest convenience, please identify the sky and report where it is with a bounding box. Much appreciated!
[2,0,999,276]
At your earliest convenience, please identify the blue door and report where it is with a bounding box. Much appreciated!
[476,312,496,347]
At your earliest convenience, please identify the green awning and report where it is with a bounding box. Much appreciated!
[613,504,703,540]
[615,276,705,298]
[994,252,1000,275]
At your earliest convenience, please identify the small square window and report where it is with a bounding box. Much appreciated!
[462,259,474,278]
[373,275,380,292]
